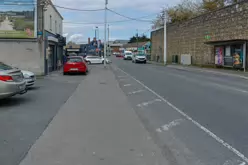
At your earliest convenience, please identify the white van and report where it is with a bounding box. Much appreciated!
[123,51,133,60]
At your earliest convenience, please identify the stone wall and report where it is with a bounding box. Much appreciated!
[151,0,248,65]
[151,28,164,62]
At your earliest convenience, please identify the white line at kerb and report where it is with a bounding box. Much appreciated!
[116,67,248,163]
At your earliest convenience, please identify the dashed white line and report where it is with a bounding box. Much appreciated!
[116,67,248,163]
[240,162,246,165]
[128,89,144,95]
[137,99,161,107]
[123,84,131,87]
[161,119,184,131]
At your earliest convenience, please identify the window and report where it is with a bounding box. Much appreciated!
[67,58,82,63]
[58,24,60,34]
[0,62,13,71]
[50,15,52,31]
[55,20,57,33]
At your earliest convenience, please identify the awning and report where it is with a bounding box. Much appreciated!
[204,39,247,46]
[48,36,58,43]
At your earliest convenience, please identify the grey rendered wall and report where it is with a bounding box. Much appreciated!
[0,41,44,75]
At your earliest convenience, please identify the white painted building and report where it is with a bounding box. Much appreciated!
[43,2,65,73]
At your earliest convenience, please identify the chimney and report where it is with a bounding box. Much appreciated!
[88,37,90,44]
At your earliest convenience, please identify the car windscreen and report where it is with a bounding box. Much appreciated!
[67,58,82,63]
[137,54,146,56]
[125,53,132,55]
[0,62,13,71]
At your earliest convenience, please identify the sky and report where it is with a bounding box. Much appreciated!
[51,0,181,43]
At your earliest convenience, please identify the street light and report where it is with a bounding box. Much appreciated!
[95,26,98,39]
[104,0,108,67]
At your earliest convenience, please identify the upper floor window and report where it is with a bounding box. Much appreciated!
[50,15,52,31]
[55,20,57,33]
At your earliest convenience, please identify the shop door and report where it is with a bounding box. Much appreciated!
[48,45,55,72]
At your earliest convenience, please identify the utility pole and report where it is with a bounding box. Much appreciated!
[107,24,109,56]
[136,29,138,54]
[104,0,108,67]
[163,9,167,65]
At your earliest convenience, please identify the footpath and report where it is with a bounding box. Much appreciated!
[148,61,248,80]
[19,66,168,165]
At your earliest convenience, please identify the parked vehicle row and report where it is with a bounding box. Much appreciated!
[0,62,36,100]
[63,55,111,75]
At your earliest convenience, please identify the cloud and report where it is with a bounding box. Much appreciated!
[68,34,84,43]
[53,0,181,43]
[63,33,69,37]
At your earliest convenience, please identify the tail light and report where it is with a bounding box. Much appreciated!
[0,75,13,82]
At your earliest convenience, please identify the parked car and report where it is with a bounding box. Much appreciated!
[63,56,88,75]
[0,62,27,99]
[85,56,111,64]
[123,51,133,60]
[21,70,36,87]
[132,53,147,64]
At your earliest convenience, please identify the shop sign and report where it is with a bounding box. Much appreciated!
[215,47,224,65]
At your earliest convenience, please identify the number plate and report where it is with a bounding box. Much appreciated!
[70,68,78,71]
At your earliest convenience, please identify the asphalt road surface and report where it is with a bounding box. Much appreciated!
[0,16,13,30]
[111,57,248,165]
[0,72,84,165]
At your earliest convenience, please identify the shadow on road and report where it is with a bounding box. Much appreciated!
[27,86,41,91]
[0,97,30,108]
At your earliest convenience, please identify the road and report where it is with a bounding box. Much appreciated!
[111,57,248,165]
[0,72,84,165]
[0,16,14,30]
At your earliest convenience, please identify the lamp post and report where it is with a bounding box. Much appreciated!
[104,0,108,67]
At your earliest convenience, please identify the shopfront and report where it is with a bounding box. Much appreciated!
[205,40,247,69]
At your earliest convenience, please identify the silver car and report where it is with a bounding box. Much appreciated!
[0,62,27,99]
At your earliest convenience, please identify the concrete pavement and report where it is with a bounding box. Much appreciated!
[19,66,168,165]
[111,57,248,164]
[0,72,84,165]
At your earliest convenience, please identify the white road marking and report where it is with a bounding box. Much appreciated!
[161,119,184,131]
[124,84,131,87]
[116,67,248,163]
[128,89,144,95]
[223,159,246,165]
[137,99,161,107]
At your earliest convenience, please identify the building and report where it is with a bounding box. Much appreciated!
[109,40,129,53]
[151,0,248,69]
[0,0,65,75]
[44,1,65,73]
[122,42,148,53]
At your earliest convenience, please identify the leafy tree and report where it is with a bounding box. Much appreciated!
[128,34,150,43]
[152,0,241,27]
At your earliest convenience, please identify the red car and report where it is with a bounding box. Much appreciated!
[63,56,88,75]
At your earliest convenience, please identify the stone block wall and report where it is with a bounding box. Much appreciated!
[151,0,248,65]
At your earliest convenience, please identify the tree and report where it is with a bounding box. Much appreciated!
[152,0,241,27]
[128,34,150,43]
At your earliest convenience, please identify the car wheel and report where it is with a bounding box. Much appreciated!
[102,60,104,64]
[63,72,67,75]
[144,61,146,64]
[87,61,91,65]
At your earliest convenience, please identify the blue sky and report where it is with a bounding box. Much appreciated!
[52,0,181,43]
